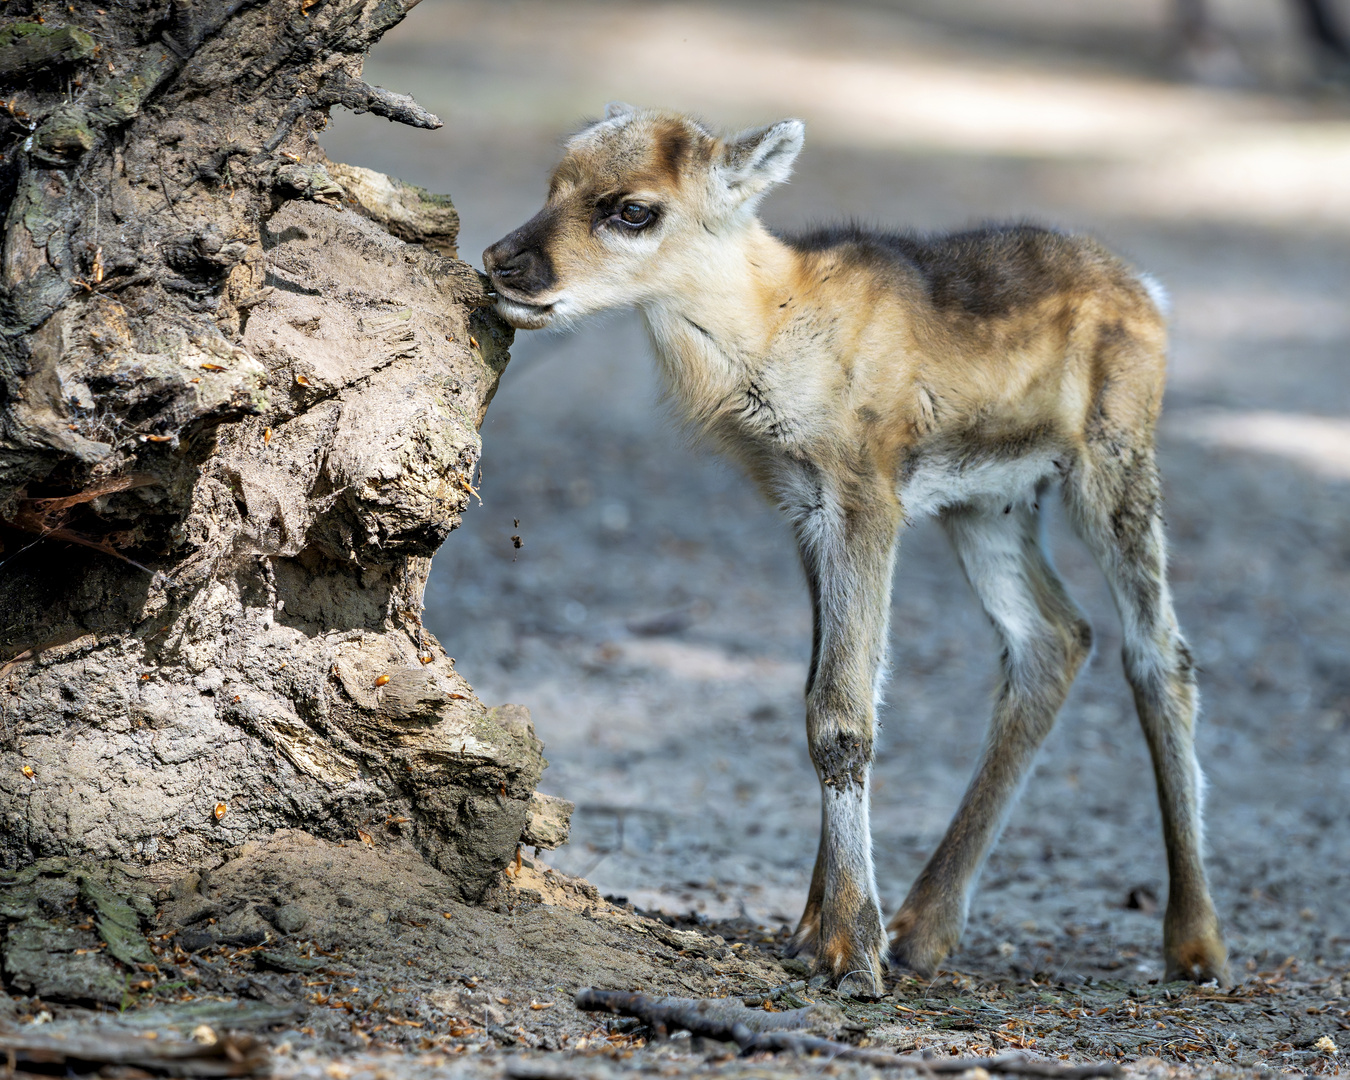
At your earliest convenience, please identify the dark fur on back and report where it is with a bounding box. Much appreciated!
[784,222,1093,319]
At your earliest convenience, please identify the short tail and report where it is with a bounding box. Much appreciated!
[1137,272,1171,319]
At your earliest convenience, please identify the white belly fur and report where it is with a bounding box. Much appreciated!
[899,450,1060,519]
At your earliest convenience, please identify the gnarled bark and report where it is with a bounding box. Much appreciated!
[0,0,568,901]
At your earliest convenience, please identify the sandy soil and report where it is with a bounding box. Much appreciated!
[14,2,1342,1076]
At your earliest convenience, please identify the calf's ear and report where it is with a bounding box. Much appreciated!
[716,119,805,205]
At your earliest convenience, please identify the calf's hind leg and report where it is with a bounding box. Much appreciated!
[889,502,1092,976]
[1066,447,1229,984]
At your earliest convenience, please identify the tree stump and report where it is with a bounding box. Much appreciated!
[0,0,569,900]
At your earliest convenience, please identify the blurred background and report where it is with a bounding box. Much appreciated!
[322,0,1350,981]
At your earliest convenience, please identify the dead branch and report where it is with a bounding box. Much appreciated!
[575,989,1124,1078]
[577,988,838,1037]
[322,71,443,129]
[0,1024,268,1078]
[262,71,441,155]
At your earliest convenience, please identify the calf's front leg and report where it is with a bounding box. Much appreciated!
[786,485,901,996]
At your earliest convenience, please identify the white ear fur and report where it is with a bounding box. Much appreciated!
[604,101,637,120]
[719,119,805,200]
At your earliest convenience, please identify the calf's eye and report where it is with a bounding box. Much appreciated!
[619,203,653,227]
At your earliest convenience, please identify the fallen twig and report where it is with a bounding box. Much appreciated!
[578,987,842,1038]
[576,989,1123,1078]
[0,1023,267,1078]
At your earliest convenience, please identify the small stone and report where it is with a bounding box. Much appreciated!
[272,903,309,934]
[216,928,268,947]
[522,791,574,850]
[178,928,216,952]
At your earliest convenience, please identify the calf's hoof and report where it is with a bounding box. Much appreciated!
[1165,933,1230,986]
[887,903,961,979]
[785,908,819,961]
[811,942,884,997]
[811,910,886,996]
[834,964,884,998]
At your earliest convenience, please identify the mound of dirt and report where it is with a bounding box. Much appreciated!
[2,831,793,1057]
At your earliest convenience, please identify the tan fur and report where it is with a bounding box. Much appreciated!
[484,106,1229,994]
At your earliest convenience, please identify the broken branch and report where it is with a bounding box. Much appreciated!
[261,73,440,158]
[0,1026,268,1078]
[322,72,442,129]
[0,24,97,83]
[575,989,1123,1078]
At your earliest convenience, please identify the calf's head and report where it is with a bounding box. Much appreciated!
[483,105,804,330]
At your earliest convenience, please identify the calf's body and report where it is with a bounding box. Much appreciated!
[484,106,1228,995]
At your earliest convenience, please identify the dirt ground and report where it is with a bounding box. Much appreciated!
[5,1,1350,1077]
[4,830,1348,1078]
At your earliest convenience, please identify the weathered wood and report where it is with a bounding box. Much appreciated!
[0,0,565,905]
[0,1025,269,1078]
[323,70,443,129]
[328,160,461,257]
[575,989,1124,1078]
[0,23,95,82]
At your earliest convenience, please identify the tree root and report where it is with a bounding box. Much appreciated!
[575,989,1124,1078]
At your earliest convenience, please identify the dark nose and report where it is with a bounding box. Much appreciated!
[483,212,557,296]
[483,242,548,284]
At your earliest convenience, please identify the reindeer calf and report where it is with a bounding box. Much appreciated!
[484,106,1228,996]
